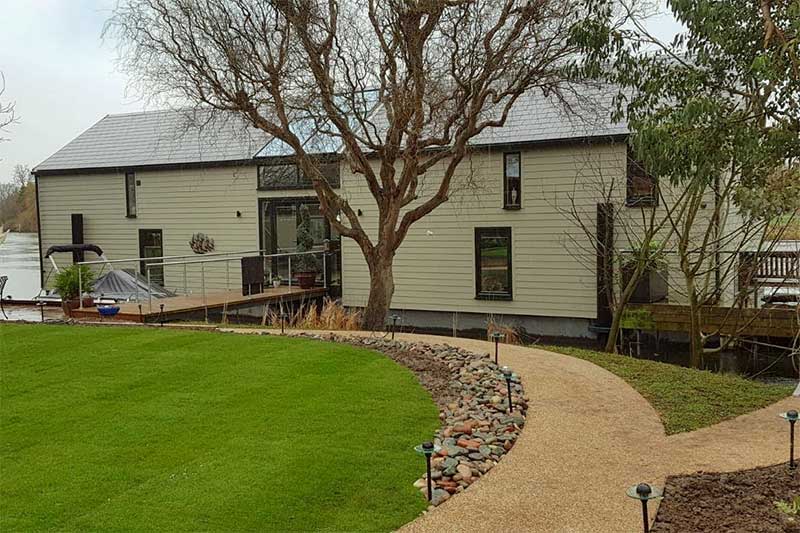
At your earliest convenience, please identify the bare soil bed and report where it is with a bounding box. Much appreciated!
[652,463,800,532]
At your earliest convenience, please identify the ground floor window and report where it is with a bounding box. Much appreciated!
[475,227,512,300]
[139,229,164,286]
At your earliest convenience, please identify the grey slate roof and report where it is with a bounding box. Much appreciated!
[469,85,628,146]
[360,83,627,148]
[34,108,271,173]
[35,86,627,173]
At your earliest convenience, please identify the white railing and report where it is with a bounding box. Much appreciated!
[77,247,333,312]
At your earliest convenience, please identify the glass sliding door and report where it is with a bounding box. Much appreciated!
[259,198,340,290]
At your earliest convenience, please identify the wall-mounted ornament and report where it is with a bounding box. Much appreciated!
[189,232,215,254]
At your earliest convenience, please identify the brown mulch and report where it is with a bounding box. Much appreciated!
[652,463,800,533]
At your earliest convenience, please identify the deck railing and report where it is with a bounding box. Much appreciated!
[77,247,336,312]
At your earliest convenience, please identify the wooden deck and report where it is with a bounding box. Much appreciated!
[71,286,328,323]
[626,303,799,338]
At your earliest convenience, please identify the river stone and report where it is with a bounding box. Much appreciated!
[442,457,459,470]
[431,488,450,506]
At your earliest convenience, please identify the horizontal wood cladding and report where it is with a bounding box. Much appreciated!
[628,303,799,338]
[37,167,261,293]
[340,143,627,320]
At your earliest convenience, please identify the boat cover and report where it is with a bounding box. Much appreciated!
[93,269,175,301]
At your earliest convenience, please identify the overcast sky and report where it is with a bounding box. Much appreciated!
[0,0,684,184]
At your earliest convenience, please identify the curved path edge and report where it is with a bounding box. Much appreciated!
[218,327,797,532]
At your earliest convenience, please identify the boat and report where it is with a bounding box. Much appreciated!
[36,244,175,305]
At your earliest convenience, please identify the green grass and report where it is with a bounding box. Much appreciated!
[542,344,794,435]
[0,323,440,532]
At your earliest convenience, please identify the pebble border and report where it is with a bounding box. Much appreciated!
[298,333,528,508]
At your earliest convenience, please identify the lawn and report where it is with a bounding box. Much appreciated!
[0,323,440,532]
[542,344,794,435]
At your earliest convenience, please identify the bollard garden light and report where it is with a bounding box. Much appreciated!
[780,410,799,469]
[389,314,401,340]
[501,366,514,413]
[159,303,165,327]
[138,304,143,321]
[626,482,663,533]
[414,441,440,501]
[490,332,505,364]
[37,301,45,323]
[280,312,288,334]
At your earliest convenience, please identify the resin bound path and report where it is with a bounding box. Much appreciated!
[271,330,798,533]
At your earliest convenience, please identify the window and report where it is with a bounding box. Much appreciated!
[626,153,658,207]
[503,152,521,209]
[257,160,340,190]
[125,172,137,217]
[139,229,164,286]
[475,227,513,300]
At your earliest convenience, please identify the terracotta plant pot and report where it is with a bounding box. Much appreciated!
[61,299,80,317]
[295,272,317,289]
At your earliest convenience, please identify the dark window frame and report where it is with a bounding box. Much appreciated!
[503,152,522,210]
[474,227,513,301]
[125,171,137,218]
[257,159,341,191]
[626,154,658,207]
[138,228,164,286]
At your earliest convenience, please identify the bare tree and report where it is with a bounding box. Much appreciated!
[555,149,685,352]
[0,73,16,144]
[108,0,633,329]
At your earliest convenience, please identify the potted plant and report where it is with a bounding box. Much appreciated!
[621,242,669,303]
[294,204,321,289]
[272,275,282,289]
[54,265,95,316]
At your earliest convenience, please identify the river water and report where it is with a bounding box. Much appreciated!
[0,232,41,300]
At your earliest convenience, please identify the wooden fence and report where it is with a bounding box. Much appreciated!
[626,303,799,338]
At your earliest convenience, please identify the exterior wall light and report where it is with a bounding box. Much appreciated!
[389,314,401,340]
[490,332,505,365]
[627,482,663,533]
[501,366,514,412]
[414,441,441,501]
[781,410,799,469]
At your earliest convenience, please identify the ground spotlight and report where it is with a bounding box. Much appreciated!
[490,332,505,365]
[780,410,799,469]
[627,482,663,533]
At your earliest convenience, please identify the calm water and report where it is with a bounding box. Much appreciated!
[0,232,41,300]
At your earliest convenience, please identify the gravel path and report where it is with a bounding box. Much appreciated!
[226,328,798,532]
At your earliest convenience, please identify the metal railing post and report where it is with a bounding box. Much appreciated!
[78,267,84,309]
[201,262,208,323]
[323,252,327,288]
[184,263,188,296]
[201,262,207,306]
[226,260,230,292]
[147,267,153,313]
[135,260,139,303]
[288,257,292,288]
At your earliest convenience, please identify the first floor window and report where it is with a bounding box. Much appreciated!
[125,172,137,217]
[257,159,341,190]
[475,227,513,300]
[503,152,521,209]
[626,150,658,207]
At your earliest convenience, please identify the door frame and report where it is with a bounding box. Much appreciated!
[257,197,332,254]
[138,228,164,285]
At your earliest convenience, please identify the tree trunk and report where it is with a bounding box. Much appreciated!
[361,254,395,331]
[686,279,704,368]
[604,265,646,353]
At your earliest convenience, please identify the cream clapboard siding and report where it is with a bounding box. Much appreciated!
[38,164,318,296]
[340,143,628,320]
